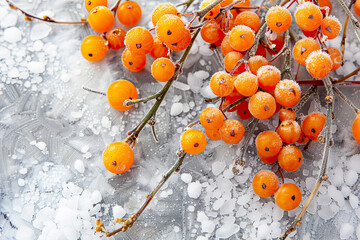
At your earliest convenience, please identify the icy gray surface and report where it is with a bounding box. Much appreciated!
[0,0,360,239]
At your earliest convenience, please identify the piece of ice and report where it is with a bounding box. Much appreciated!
[91,190,102,204]
[340,223,354,239]
[74,159,85,174]
[188,181,202,199]
[181,173,192,183]
[21,203,34,222]
[349,194,359,209]
[30,23,52,41]
[1,13,17,28]
[4,27,22,43]
[257,224,271,239]
[212,161,226,176]
[18,178,25,186]
[215,223,240,239]
[113,205,126,219]
[16,225,35,240]
[200,85,217,99]
[28,61,46,74]
[33,207,55,230]
[170,102,183,116]
[187,72,203,93]
[344,169,358,186]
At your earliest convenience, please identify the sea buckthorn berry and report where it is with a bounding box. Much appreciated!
[234,71,259,97]
[301,112,327,141]
[252,170,279,198]
[305,50,333,79]
[156,14,185,44]
[267,35,284,55]
[248,56,269,75]
[210,71,234,97]
[275,183,302,211]
[219,15,235,33]
[222,90,244,112]
[213,32,226,47]
[265,6,292,33]
[292,38,321,66]
[88,6,114,33]
[256,44,267,58]
[236,100,253,120]
[234,0,251,9]
[107,80,138,111]
[327,47,343,71]
[180,129,207,155]
[355,0,360,17]
[352,114,360,144]
[295,2,322,32]
[248,92,276,120]
[279,107,296,122]
[234,11,261,33]
[201,20,224,44]
[151,58,175,82]
[224,51,246,74]
[106,28,126,50]
[321,16,341,40]
[256,131,283,158]
[166,29,191,51]
[151,3,178,26]
[274,80,301,108]
[278,120,301,143]
[302,29,318,38]
[228,25,255,52]
[200,107,224,130]
[122,49,146,72]
[257,65,281,91]
[221,36,235,56]
[150,36,169,59]
[117,1,142,27]
[200,0,221,19]
[219,119,245,144]
[81,35,107,62]
[257,151,278,164]
[220,0,233,7]
[125,27,153,55]
[278,145,303,172]
[305,0,332,14]
[85,0,107,12]
[103,142,134,174]
[297,130,310,144]
[205,129,221,141]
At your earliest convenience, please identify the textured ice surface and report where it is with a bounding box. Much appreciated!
[0,0,359,239]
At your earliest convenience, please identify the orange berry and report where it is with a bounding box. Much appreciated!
[352,113,360,144]
[166,29,191,51]
[88,6,114,33]
[180,129,207,155]
[248,56,269,75]
[201,20,224,43]
[292,37,321,66]
[236,100,253,120]
[81,35,107,62]
[234,11,261,33]
[228,25,255,52]
[278,120,301,144]
[257,151,278,164]
[224,51,246,74]
[305,50,333,79]
[234,71,259,97]
[210,71,234,97]
[151,57,175,82]
[256,131,283,158]
[278,145,303,172]
[156,14,185,44]
[219,119,245,144]
[219,15,235,33]
[355,0,360,17]
[248,92,276,120]
[267,35,284,55]
[275,183,302,211]
[295,2,322,32]
[85,0,107,12]
[205,129,222,141]
[220,0,234,7]
[213,32,226,46]
[221,36,235,56]
[327,47,342,71]
[125,27,154,55]
[301,112,327,141]
[200,107,224,130]
[234,0,250,9]
[279,107,296,122]
[297,129,310,144]
[200,0,221,19]
[222,91,244,112]
[256,65,281,91]
[117,1,142,27]
[265,6,292,33]
[305,0,332,14]
[152,3,178,26]
[106,28,126,50]
[107,80,138,111]
[274,80,301,108]
[103,142,134,174]
[256,43,267,58]
[122,49,146,72]
[321,16,341,40]
[252,170,279,198]
[150,36,169,59]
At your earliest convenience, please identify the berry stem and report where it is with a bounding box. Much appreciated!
[106,152,187,237]
[337,0,360,43]
[110,0,122,13]
[82,86,107,96]
[124,91,162,106]
[293,85,317,113]
[6,0,88,24]
[332,65,360,84]
[333,86,360,114]
[278,77,334,240]
[176,0,196,12]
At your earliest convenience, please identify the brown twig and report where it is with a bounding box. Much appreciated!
[333,86,360,114]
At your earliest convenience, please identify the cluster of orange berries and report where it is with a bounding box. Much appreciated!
[81,0,142,62]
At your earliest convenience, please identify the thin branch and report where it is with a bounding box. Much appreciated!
[293,85,317,113]
[110,0,122,13]
[337,0,360,43]
[6,0,87,24]
[341,15,349,66]
[124,91,162,106]
[82,86,106,96]
[333,86,359,114]
[332,65,360,84]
